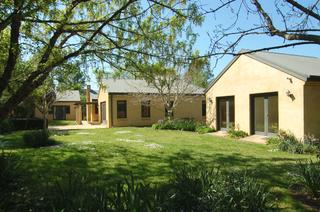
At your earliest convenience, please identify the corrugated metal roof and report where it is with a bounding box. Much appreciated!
[102,79,204,95]
[247,50,320,81]
[205,50,320,93]
[56,90,80,102]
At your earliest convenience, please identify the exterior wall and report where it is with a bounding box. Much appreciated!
[34,101,79,121]
[304,82,320,138]
[97,93,205,127]
[206,55,306,138]
[87,103,99,122]
[98,87,110,126]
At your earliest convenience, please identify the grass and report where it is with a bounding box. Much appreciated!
[0,127,316,210]
[48,120,77,126]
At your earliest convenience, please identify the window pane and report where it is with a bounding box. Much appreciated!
[254,97,264,132]
[117,100,127,118]
[219,99,227,128]
[202,100,206,116]
[228,98,234,128]
[268,95,278,133]
[165,101,174,117]
[141,101,150,118]
[65,106,70,114]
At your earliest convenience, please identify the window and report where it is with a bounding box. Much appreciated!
[141,101,150,118]
[64,106,70,114]
[165,101,174,117]
[117,100,127,118]
[49,106,54,114]
[202,100,206,116]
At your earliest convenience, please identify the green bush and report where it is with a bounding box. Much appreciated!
[303,134,320,155]
[0,119,14,134]
[293,159,320,198]
[227,127,248,138]
[195,124,215,134]
[152,119,214,134]
[23,130,55,148]
[166,166,273,211]
[266,130,319,154]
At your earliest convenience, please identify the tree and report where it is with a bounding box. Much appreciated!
[33,79,56,129]
[127,37,204,120]
[185,52,212,88]
[202,0,319,57]
[0,0,202,119]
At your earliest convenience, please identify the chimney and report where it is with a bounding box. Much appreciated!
[86,85,91,103]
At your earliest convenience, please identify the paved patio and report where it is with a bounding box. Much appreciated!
[49,121,106,130]
[240,134,268,144]
[208,131,268,144]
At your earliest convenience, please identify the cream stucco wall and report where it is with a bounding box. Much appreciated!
[110,95,205,127]
[35,101,79,121]
[304,82,320,138]
[98,90,205,127]
[206,55,306,138]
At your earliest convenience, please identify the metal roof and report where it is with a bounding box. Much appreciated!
[205,50,320,93]
[56,90,81,102]
[102,79,204,95]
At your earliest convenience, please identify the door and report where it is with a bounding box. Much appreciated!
[217,96,235,130]
[54,106,66,120]
[253,93,278,136]
[101,102,106,123]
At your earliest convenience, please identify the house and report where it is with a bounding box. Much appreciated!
[97,79,206,127]
[85,85,99,123]
[35,90,82,123]
[205,50,320,139]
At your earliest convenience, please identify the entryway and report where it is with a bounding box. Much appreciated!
[251,92,278,136]
[217,96,235,131]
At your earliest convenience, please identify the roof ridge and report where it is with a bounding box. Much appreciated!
[240,48,319,59]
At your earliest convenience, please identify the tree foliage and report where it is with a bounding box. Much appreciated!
[0,0,202,118]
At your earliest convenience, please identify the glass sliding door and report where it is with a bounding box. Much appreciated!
[217,96,234,130]
[252,93,278,136]
[219,99,227,129]
[254,97,265,133]
[268,95,278,133]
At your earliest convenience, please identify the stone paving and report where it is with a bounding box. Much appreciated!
[48,121,106,130]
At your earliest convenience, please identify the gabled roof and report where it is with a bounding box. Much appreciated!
[56,90,81,102]
[102,79,204,95]
[205,50,320,93]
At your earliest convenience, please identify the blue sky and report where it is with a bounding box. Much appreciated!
[89,1,320,90]
[194,0,320,79]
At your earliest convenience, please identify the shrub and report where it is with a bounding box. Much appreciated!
[11,118,45,131]
[153,119,214,134]
[303,134,320,155]
[0,151,24,211]
[195,124,215,134]
[23,130,55,148]
[266,130,316,154]
[293,159,320,198]
[227,127,248,138]
[0,119,15,134]
[166,166,273,211]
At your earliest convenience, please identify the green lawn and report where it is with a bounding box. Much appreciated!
[48,120,77,126]
[0,127,315,210]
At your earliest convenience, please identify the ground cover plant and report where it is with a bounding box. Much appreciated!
[0,127,316,211]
